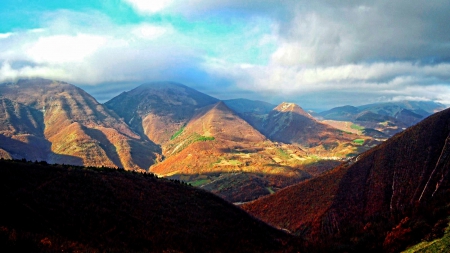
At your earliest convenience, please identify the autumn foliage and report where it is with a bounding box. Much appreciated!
[243,107,450,252]
[0,159,292,252]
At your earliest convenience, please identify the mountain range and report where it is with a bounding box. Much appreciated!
[0,78,373,202]
[1,78,450,252]
[0,79,161,170]
[0,78,446,203]
[317,101,445,138]
[243,106,450,252]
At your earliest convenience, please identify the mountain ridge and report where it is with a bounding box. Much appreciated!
[243,107,450,252]
[105,81,219,145]
[0,158,293,252]
[0,78,160,170]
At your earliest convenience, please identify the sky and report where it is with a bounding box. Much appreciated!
[0,0,450,111]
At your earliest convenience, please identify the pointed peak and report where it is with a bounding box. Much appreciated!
[207,101,236,115]
[274,102,306,113]
[213,100,227,107]
[275,102,299,112]
[273,102,313,118]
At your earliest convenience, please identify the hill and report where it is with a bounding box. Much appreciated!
[105,81,219,144]
[262,102,364,154]
[317,101,446,137]
[243,107,450,252]
[0,79,368,203]
[150,101,323,202]
[0,79,159,170]
[0,158,293,252]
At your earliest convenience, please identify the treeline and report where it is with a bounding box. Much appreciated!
[0,158,191,186]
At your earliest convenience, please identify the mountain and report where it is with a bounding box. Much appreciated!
[150,101,318,202]
[0,97,48,161]
[243,108,450,252]
[105,82,219,145]
[316,105,359,121]
[0,79,159,170]
[262,102,360,153]
[357,100,445,117]
[0,159,293,252]
[0,78,366,203]
[317,101,447,137]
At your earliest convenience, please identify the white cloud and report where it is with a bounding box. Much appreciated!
[0,11,179,84]
[124,0,174,14]
[0,62,70,81]
[2,1,450,109]
[131,24,172,39]
[203,57,450,106]
[0,33,13,39]
[26,34,107,64]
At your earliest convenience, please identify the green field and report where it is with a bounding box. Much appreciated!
[276,148,291,159]
[195,136,215,141]
[189,179,211,187]
[350,124,365,131]
[403,220,450,252]
[353,139,365,145]
[266,187,275,194]
[170,126,185,140]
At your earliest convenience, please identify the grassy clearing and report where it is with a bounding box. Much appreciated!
[169,133,215,155]
[276,148,290,159]
[195,136,215,141]
[353,139,365,145]
[227,160,241,166]
[350,124,365,131]
[402,220,450,252]
[170,126,185,140]
[214,159,242,166]
[189,179,211,187]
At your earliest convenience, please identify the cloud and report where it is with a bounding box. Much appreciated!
[0,10,184,84]
[0,62,70,81]
[0,33,13,39]
[131,24,170,39]
[203,58,450,109]
[1,1,450,110]
[124,0,175,14]
[26,34,107,64]
[273,0,450,66]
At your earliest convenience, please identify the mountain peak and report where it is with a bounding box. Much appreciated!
[244,107,450,251]
[105,81,219,144]
[211,100,229,110]
[274,102,312,118]
[275,102,297,111]
[134,81,188,92]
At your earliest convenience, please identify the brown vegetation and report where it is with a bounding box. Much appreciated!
[0,79,160,170]
[0,158,294,252]
[243,108,450,252]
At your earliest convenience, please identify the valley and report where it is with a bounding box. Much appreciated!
[0,79,444,203]
[1,78,450,252]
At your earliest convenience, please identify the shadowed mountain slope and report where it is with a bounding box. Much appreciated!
[243,107,450,252]
[0,79,159,170]
[105,82,219,145]
[318,101,447,137]
[263,102,358,149]
[223,98,276,131]
[0,159,294,252]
